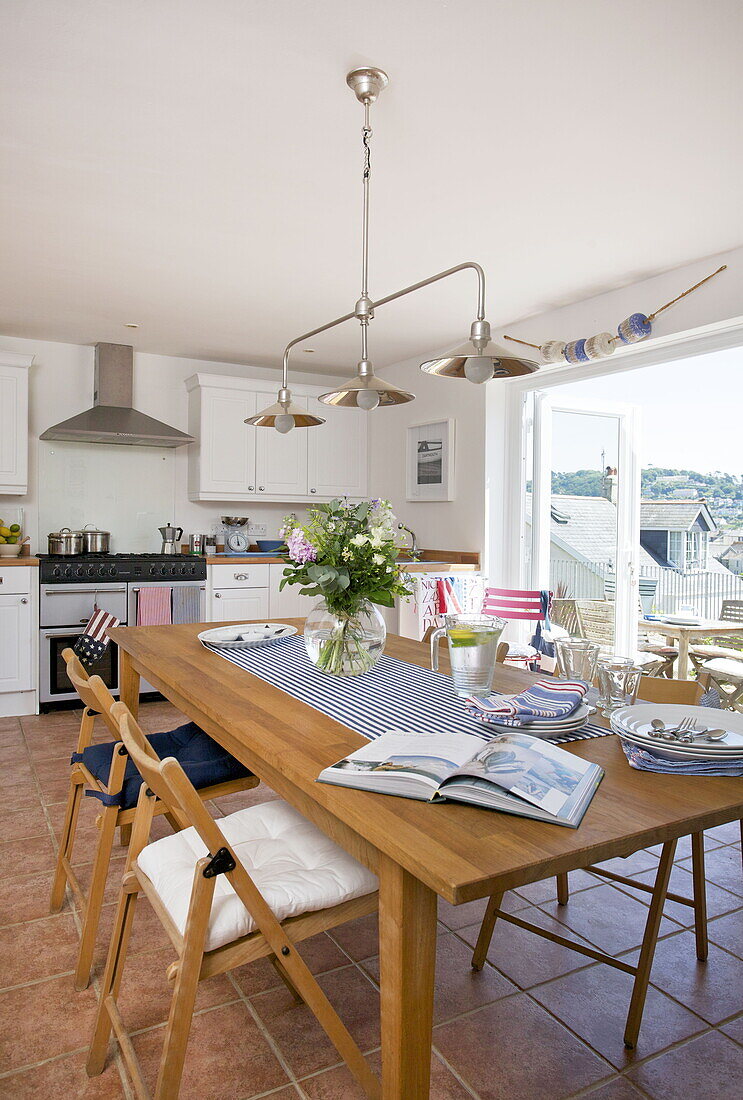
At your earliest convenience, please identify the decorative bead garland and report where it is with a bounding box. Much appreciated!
[503,264,726,366]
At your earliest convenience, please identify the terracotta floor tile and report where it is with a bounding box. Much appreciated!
[538,882,681,955]
[93,898,173,967]
[0,833,56,879]
[0,973,99,1072]
[251,965,379,1078]
[720,1012,743,1046]
[0,1048,126,1098]
[0,780,39,810]
[433,992,610,1099]
[530,963,706,1069]
[626,1030,743,1099]
[0,742,31,767]
[0,869,59,925]
[0,762,34,789]
[0,803,49,844]
[624,928,743,1025]
[73,853,129,907]
[624,863,743,924]
[32,755,77,785]
[37,774,76,805]
[592,848,660,876]
[679,844,743,898]
[361,931,517,1024]
[514,869,599,905]
[115,944,237,1033]
[438,891,529,931]
[299,1050,472,1098]
[0,717,22,732]
[457,905,599,989]
[130,1001,289,1099]
[580,1077,648,1099]
[707,909,743,957]
[0,911,80,987]
[232,932,350,998]
[326,912,378,961]
[706,821,742,845]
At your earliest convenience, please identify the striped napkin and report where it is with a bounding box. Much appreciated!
[467,679,589,728]
[621,741,743,777]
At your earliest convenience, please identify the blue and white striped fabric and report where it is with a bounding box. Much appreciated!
[205,636,612,746]
[466,679,589,725]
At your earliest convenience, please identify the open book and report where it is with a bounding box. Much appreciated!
[318,730,603,828]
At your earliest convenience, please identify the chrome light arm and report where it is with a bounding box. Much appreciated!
[281,260,489,386]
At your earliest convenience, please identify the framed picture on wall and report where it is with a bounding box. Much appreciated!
[406,418,455,501]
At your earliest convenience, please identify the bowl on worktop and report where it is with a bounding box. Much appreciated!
[255,540,285,553]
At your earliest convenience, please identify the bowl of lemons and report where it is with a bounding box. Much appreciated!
[0,521,23,556]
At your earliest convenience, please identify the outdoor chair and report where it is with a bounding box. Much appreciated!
[481,588,554,670]
[689,601,743,710]
[50,649,259,991]
[85,687,380,1100]
[574,599,668,675]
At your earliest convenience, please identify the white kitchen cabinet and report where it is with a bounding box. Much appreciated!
[186,373,369,503]
[307,398,368,499]
[268,564,317,619]
[0,353,32,495]
[210,588,270,622]
[0,566,36,715]
[254,392,309,498]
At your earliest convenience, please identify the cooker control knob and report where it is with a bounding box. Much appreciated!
[75,565,84,576]
[109,566,117,576]
[52,566,60,578]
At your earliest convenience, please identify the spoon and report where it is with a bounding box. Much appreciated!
[649,719,681,741]
[696,728,728,743]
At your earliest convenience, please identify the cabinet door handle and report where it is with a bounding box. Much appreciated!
[214,592,222,598]
[248,485,255,491]
[234,573,250,580]
[258,486,265,492]
[310,488,317,493]
[21,597,29,604]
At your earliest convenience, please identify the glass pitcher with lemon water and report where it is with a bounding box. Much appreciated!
[430,615,506,696]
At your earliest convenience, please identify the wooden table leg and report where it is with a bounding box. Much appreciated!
[676,631,690,680]
[379,855,437,1099]
[119,649,140,719]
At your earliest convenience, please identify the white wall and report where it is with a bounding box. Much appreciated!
[0,334,340,553]
[368,354,486,553]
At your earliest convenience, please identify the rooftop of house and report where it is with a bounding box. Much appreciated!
[639,500,717,532]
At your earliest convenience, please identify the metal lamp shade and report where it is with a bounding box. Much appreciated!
[419,340,539,380]
[318,373,415,407]
[244,400,325,428]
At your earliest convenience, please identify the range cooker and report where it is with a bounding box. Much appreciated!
[39,553,207,707]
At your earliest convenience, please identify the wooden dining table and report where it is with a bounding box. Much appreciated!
[111,620,743,1099]
[639,616,743,679]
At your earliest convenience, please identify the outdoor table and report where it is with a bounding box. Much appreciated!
[111,621,743,1098]
[640,616,743,679]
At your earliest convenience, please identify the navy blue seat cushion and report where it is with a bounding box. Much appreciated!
[77,721,252,810]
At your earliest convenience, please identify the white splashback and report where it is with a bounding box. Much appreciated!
[38,441,175,553]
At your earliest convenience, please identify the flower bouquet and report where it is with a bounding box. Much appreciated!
[280,499,412,676]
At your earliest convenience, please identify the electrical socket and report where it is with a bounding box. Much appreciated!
[247,523,267,537]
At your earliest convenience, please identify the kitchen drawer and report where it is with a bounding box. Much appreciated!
[209,564,270,589]
[0,566,34,595]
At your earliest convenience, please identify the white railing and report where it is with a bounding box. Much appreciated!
[550,558,743,619]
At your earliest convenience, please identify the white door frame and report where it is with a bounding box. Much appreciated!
[484,314,743,595]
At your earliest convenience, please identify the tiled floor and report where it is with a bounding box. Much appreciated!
[0,703,741,1099]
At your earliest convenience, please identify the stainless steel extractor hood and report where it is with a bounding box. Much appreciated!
[40,343,194,447]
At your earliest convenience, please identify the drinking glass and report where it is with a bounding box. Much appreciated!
[597,657,642,714]
[554,638,600,683]
[430,614,506,697]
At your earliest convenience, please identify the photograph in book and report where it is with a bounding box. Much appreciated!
[318,730,604,828]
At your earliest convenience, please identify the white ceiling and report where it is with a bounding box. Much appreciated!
[1,0,741,375]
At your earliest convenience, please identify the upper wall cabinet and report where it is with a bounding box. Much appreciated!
[186,374,368,503]
[0,353,32,495]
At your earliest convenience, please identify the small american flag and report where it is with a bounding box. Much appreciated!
[73,607,120,668]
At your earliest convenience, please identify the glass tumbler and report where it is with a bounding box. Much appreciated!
[597,657,643,714]
[554,638,600,683]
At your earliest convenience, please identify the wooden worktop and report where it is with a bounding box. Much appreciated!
[206,548,479,571]
[0,556,38,566]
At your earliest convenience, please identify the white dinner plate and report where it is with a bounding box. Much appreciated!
[614,730,743,763]
[610,704,743,752]
[471,700,591,736]
[661,615,704,626]
[198,623,297,651]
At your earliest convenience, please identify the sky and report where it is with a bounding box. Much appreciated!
[545,346,742,475]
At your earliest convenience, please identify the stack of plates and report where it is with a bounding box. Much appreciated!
[662,614,704,626]
[198,623,297,651]
[611,703,743,762]
[471,698,591,740]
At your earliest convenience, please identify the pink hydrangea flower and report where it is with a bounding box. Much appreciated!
[286,528,317,564]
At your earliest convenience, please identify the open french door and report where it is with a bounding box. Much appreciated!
[530,394,642,657]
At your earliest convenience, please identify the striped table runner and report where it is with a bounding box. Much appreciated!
[204,636,612,745]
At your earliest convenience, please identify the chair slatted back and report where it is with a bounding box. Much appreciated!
[482,587,549,623]
[62,648,121,739]
[720,600,743,625]
[574,600,614,648]
[636,677,703,706]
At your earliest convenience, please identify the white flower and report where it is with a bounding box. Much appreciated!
[350,533,368,546]
[373,553,385,565]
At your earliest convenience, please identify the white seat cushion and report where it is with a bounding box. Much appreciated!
[504,643,538,661]
[702,658,743,682]
[137,800,378,952]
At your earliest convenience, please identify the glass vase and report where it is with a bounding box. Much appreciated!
[304,600,386,677]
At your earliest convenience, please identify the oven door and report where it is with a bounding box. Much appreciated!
[39,626,120,704]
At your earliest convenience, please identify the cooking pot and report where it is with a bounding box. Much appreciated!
[47,528,84,555]
[81,524,111,554]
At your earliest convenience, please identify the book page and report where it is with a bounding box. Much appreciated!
[323,730,487,788]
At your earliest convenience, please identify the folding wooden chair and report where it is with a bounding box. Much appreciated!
[481,587,551,670]
[50,649,259,991]
[86,688,380,1100]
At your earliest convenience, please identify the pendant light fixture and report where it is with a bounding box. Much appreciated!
[317,68,414,410]
[247,67,538,434]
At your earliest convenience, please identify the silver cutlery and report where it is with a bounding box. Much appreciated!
[648,717,728,744]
